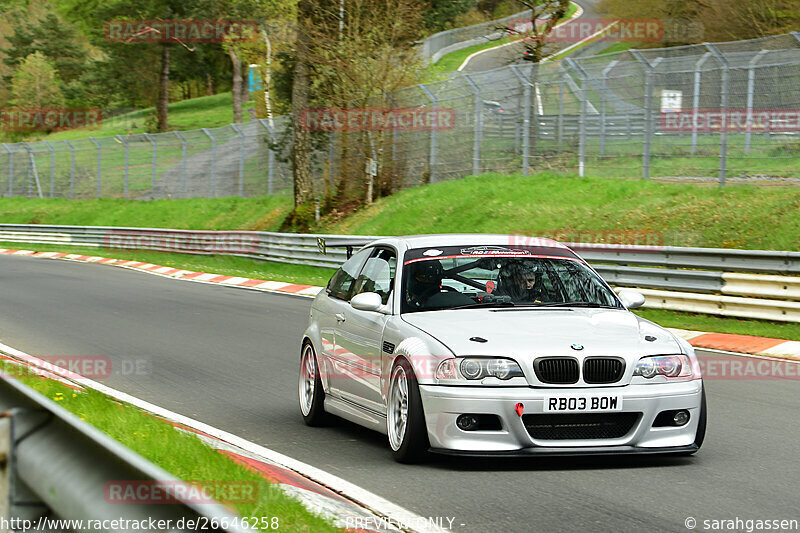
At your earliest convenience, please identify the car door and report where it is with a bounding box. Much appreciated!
[316,248,371,399]
[333,247,396,414]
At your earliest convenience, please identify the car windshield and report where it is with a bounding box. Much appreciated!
[401,246,621,313]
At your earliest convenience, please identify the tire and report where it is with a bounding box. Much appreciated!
[387,359,430,463]
[299,342,328,426]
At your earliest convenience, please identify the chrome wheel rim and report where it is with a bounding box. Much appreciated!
[299,345,316,416]
[388,365,409,451]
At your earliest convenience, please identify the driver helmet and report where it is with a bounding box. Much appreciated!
[406,260,443,307]
[498,260,540,298]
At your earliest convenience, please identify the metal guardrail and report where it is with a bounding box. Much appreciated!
[0,224,380,270]
[570,244,800,275]
[419,10,532,63]
[0,370,251,533]
[3,224,800,321]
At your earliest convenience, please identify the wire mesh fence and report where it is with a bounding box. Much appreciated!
[2,32,800,201]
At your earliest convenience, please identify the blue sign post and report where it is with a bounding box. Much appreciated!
[248,64,262,92]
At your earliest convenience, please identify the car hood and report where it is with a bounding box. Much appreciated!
[401,308,681,361]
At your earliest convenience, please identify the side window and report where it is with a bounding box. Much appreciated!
[327,248,371,300]
[352,248,397,304]
[550,261,617,306]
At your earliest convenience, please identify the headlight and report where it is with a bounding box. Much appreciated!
[633,355,693,380]
[458,358,524,380]
[435,357,525,382]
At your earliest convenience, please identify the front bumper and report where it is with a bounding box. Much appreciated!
[419,380,703,454]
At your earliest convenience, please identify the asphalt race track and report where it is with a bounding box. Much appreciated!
[461,0,604,73]
[1,254,798,533]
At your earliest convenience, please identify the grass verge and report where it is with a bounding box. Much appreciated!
[0,196,293,231]
[0,362,338,532]
[43,93,256,141]
[315,172,800,251]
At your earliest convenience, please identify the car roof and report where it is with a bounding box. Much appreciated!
[371,234,574,253]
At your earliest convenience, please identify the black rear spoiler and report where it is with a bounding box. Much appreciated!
[316,237,373,258]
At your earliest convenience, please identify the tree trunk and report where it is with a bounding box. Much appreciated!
[291,0,314,208]
[229,47,243,124]
[157,44,170,132]
[206,73,214,96]
[240,63,250,109]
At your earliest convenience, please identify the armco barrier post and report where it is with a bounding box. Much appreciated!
[231,124,245,196]
[174,131,188,197]
[328,131,335,191]
[600,60,618,156]
[389,98,399,167]
[631,51,661,180]
[258,119,276,195]
[565,58,588,178]
[143,133,157,192]
[42,141,55,198]
[1,143,12,197]
[419,84,438,182]
[558,73,565,150]
[116,135,129,198]
[706,44,729,186]
[510,66,532,176]
[89,136,101,198]
[462,73,483,177]
[64,140,76,199]
[691,52,711,155]
[202,128,217,197]
[745,50,769,154]
[21,142,42,198]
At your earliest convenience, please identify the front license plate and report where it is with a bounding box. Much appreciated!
[544,395,623,412]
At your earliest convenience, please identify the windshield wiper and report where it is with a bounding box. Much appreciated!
[451,301,516,309]
[536,301,618,308]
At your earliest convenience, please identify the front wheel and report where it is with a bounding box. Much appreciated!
[299,343,328,426]
[387,359,429,463]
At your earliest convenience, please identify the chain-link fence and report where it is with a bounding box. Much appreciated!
[3,32,800,200]
[0,117,294,200]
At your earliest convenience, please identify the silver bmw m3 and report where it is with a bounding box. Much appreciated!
[299,235,706,463]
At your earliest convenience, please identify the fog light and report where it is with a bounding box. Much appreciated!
[456,414,479,431]
[673,410,690,426]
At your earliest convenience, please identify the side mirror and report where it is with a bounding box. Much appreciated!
[351,292,384,313]
[618,289,645,309]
